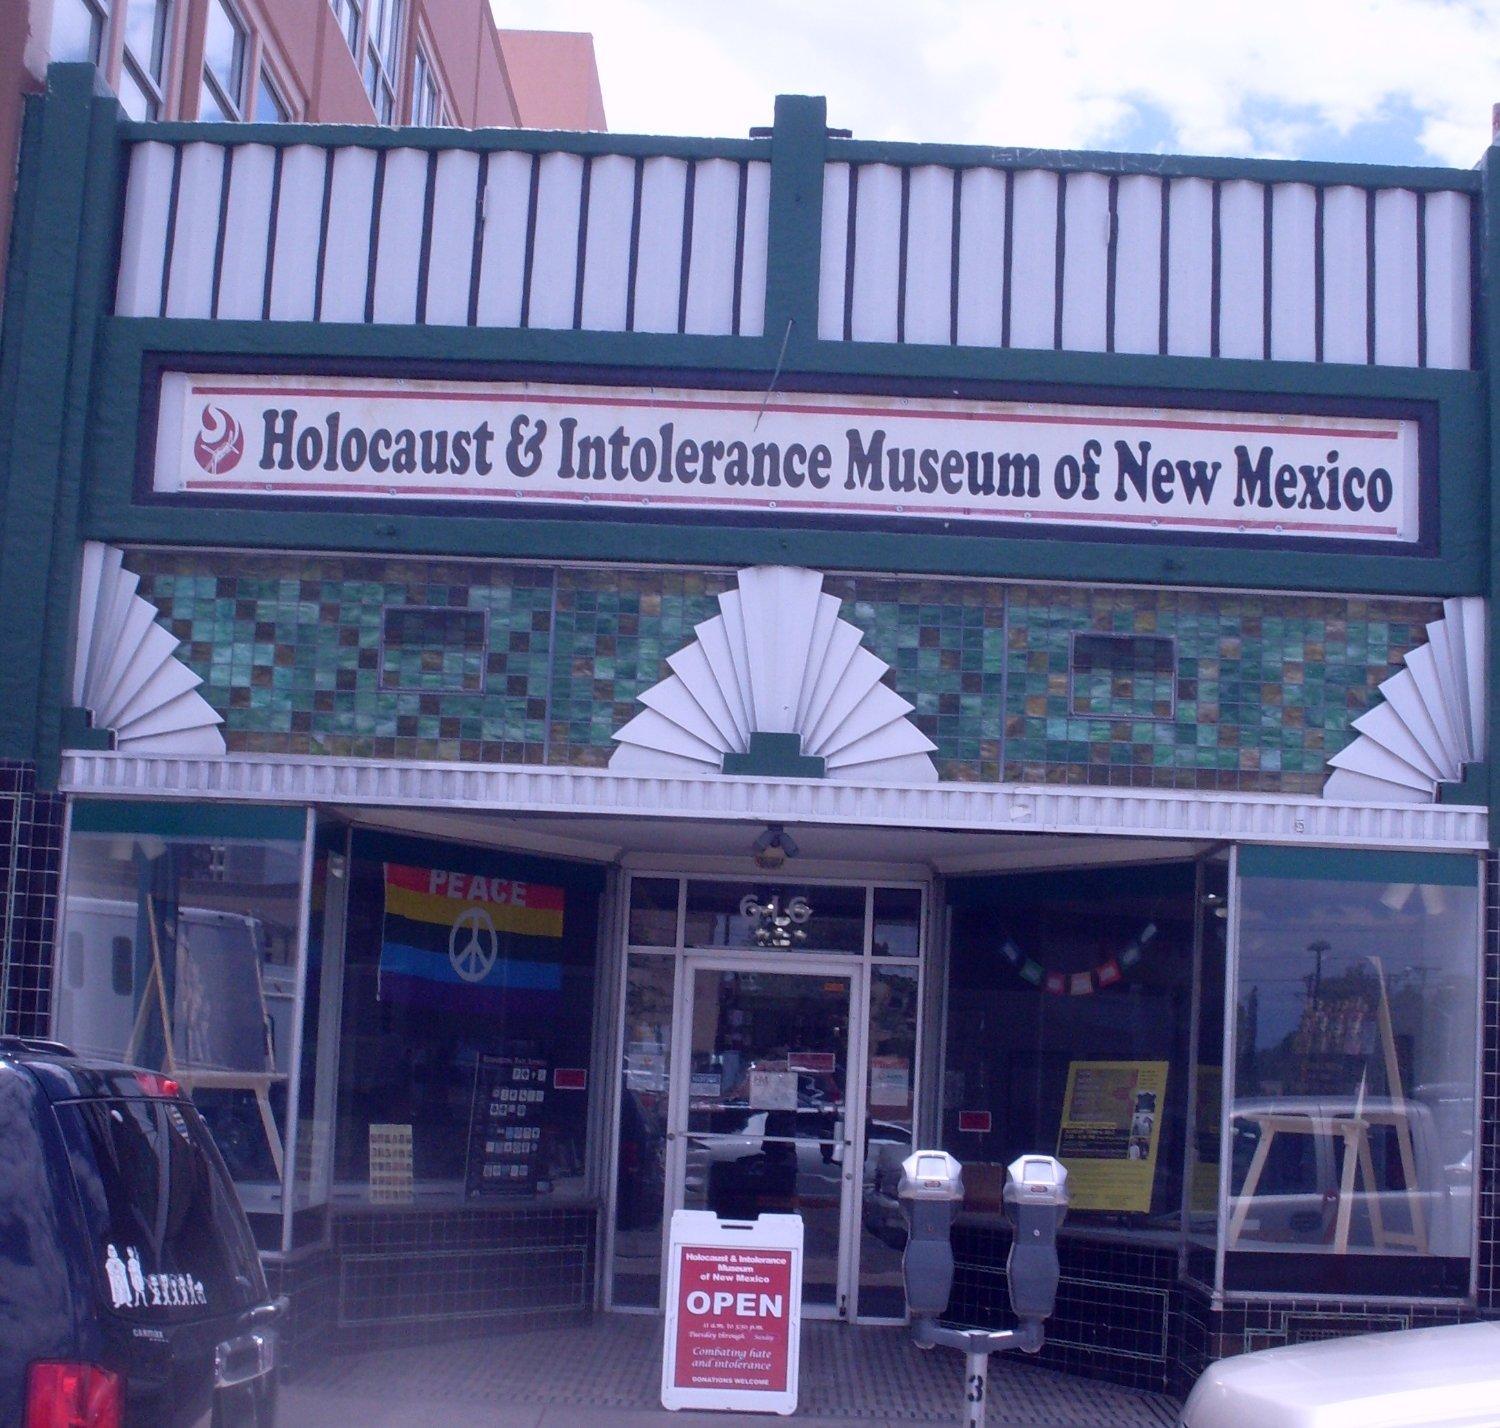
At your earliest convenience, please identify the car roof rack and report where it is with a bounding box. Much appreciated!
[0,1034,76,1056]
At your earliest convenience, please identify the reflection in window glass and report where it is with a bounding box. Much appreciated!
[1226,852,1480,1297]
[611,955,673,1308]
[51,0,110,63]
[121,0,171,120]
[54,828,306,1248]
[255,67,290,122]
[627,877,678,947]
[363,0,402,123]
[944,862,1197,1230]
[332,832,601,1206]
[683,881,865,954]
[410,43,444,125]
[200,0,247,120]
[859,962,917,1318]
[1184,856,1228,1288]
[871,886,921,957]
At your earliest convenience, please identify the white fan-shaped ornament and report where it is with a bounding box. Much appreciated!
[1324,596,1485,804]
[610,566,938,783]
[71,542,226,755]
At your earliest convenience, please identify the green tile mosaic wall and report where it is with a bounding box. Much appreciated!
[1002,586,1441,792]
[124,549,1441,794]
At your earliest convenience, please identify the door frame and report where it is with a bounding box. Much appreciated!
[601,870,930,1324]
[666,952,869,1321]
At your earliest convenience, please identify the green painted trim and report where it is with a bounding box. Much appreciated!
[0,67,120,774]
[0,94,45,572]
[1485,146,1500,845]
[1438,763,1488,806]
[722,733,825,777]
[117,123,768,162]
[71,798,306,840]
[763,95,827,355]
[1237,845,1480,886]
[82,318,1484,596]
[827,137,1482,194]
[60,708,111,751]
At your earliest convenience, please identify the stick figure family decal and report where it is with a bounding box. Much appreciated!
[103,1243,207,1310]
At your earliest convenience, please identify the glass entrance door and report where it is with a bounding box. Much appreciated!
[671,960,861,1318]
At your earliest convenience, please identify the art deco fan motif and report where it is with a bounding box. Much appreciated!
[71,543,227,755]
[1324,596,1485,804]
[610,566,938,783]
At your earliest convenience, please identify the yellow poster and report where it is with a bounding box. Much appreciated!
[1055,1060,1168,1214]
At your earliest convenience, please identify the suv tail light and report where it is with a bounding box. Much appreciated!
[24,1362,123,1428]
[134,1071,181,1099]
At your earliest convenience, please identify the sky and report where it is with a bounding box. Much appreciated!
[496,0,1500,167]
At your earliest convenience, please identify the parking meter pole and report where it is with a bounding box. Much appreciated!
[899,1152,1069,1428]
[965,1349,987,1428]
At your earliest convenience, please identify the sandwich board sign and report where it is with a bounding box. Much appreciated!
[661,1209,803,1414]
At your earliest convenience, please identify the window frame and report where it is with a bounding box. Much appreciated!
[199,0,251,122]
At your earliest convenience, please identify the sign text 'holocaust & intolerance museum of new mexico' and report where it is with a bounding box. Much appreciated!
[153,373,1422,544]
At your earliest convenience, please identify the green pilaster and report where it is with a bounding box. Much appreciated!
[1486,140,1500,846]
[763,94,828,363]
[0,64,122,779]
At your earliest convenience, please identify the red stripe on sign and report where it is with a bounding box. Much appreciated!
[553,1068,587,1091]
[958,1111,992,1134]
[383,862,565,911]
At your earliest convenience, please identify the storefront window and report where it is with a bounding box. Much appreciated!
[53,803,310,1251]
[944,862,1198,1237]
[1225,848,1480,1298]
[332,831,603,1206]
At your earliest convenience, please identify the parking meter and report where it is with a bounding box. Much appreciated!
[897,1150,964,1316]
[900,1149,1069,1428]
[1002,1154,1069,1324]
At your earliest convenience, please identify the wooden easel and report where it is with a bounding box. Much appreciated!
[123,895,285,1177]
[1228,955,1426,1253]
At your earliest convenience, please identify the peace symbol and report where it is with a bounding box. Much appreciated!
[449,906,498,982]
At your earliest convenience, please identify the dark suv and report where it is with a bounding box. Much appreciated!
[0,1036,280,1427]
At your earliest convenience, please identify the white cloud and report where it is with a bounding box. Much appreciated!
[494,0,1500,164]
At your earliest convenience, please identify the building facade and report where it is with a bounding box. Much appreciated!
[0,0,605,314]
[1,64,1496,1394]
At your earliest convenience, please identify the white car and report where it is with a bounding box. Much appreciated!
[1180,1322,1500,1427]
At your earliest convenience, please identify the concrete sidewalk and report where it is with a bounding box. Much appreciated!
[280,1316,1180,1427]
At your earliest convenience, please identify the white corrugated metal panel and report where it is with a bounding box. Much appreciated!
[1112,174,1162,355]
[60,751,1487,851]
[1059,172,1109,353]
[815,161,1471,368]
[119,140,770,337]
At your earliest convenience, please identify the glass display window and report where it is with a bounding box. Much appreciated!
[1224,847,1481,1299]
[53,802,311,1251]
[330,830,604,1207]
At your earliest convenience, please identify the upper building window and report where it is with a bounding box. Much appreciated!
[330,0,362,57]
[119,0,172,120]
[199,0,248,121]
[255,66,290,122]
[363,0,403,123]
[50,0,111,64]
[410,43,446,126]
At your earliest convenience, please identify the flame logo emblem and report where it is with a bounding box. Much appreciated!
[193,404,244,474]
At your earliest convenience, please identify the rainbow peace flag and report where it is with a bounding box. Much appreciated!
[378,862,566,1016]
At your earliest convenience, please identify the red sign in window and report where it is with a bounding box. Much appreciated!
[671,1244,794,1395]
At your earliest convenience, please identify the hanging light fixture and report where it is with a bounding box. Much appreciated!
[751,824,799,871]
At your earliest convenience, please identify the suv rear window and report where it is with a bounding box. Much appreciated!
[57,1097,264,1320]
